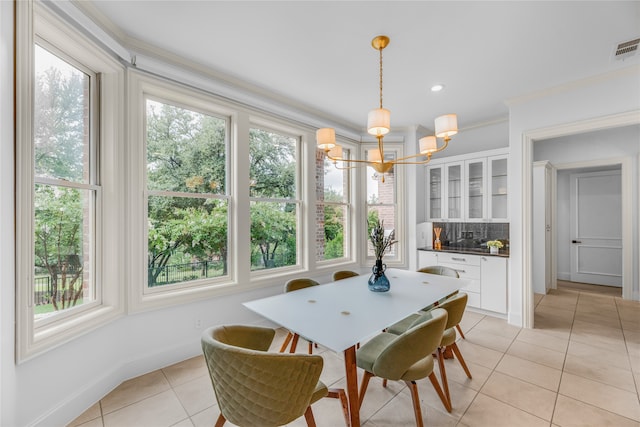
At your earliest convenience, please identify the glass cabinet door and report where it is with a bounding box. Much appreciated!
[446,163,463,220]
[489,156,508,220]
[466,159,486,220]
[427,166,443,220]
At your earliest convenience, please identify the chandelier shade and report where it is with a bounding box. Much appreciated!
[419,136,438,155]
[317,35,458,177]
[367,108,391,136]
[435,114,458,138]
[316,128,336,150]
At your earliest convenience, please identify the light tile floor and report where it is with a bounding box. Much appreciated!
[69,287,640,427]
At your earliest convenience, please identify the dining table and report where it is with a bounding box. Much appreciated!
[243,268,466,427]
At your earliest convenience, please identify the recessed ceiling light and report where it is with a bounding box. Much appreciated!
[431,84,445,92]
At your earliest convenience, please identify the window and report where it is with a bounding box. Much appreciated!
[366,149,398,260]
[16,3,124,360]
[145,99,230,289]
[316,148,351,261]
[33,44,98,318]
[249,127,300,271]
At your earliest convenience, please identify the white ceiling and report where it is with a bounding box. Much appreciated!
[81,1,639,134]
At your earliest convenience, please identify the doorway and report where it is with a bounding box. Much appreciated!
[522,113,638,329]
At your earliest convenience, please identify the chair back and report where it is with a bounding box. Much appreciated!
[439,292,468,329]
[372,308,448,380]
[284,278,320,293]
[418,265,460,278]
[333,270,359,281]
[202,325,324,426]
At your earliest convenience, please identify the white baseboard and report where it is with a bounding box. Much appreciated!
[33,339,200,427]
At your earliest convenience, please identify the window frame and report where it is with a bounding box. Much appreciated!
[248,122,303,277]
[128,71,242,312]
[143,95,232,295]
[362,141,406,266]
[15,2,125,362]
[315,140,355,265]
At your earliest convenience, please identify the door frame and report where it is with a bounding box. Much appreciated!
[522,111,638,329]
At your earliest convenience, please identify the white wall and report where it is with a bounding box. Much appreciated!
[0,1,16,425]
[508,65,640,326]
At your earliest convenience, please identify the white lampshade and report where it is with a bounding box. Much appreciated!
[328,145,343,160]
[434,114,458,138]
[316,128,336,150]
[419,136,438,154]
[367,108,391,136]
[367,148,382,163]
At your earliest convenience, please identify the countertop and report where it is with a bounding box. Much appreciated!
[418,246,510,258]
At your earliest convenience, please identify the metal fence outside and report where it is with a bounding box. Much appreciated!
[148,260,225,287]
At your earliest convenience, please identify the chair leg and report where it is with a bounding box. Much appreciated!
[308,341,313,354]
[456,324,466,339]
[289,333,300,353]
[303,406,317,427]
[428,372,451,413]
[358,371,374,408]
[405,380,424,427]
[279,332,293,353]
[437,347,452,410]
[328,388,351,427]
[214,413,226,427]
[451,342,472,379]
[382,378,388,388]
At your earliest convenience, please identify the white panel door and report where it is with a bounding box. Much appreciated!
[570,170,622,286]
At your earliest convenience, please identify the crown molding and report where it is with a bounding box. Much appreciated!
[505,65,640,107]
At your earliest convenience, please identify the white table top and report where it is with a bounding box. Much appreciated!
[243,268,465,353]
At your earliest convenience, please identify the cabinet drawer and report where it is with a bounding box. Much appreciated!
[438,262,480,280]
[437,252,481,266]
[438,262,480,293]
[465,291,481,308]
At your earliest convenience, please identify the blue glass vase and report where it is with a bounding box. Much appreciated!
[368,259,390,292]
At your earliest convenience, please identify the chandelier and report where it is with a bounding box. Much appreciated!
[316,35,458,178]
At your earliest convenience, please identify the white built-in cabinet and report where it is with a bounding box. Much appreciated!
[418,250,507,314]
[426,150,508,222]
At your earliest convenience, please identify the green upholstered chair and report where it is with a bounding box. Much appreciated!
[279,278,320,354]
[418,266,461,320]
[385,293,472,410]
[356,308,451,425]
[388,266,465,339]
[432,292,472,407]
[201,325,349,427]
[332,270,360,281]
[418,265,459,278]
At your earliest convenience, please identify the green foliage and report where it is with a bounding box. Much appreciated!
[33,49,88,311]
[249,128,296,198]
[250,202,297,269]
[324,231,344,259]
[34,184,85,310]
[34,54,87,181]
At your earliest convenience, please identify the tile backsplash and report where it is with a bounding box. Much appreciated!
[432,222,509,249]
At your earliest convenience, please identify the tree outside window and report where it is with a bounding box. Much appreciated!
[145,100,230,287]
[249,128,299,270]
[316,148,350,261]
[33,44,94,316]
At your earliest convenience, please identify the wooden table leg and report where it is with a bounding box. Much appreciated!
[343,345,360,427]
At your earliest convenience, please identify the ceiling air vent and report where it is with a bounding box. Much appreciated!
[613,38,640,61]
